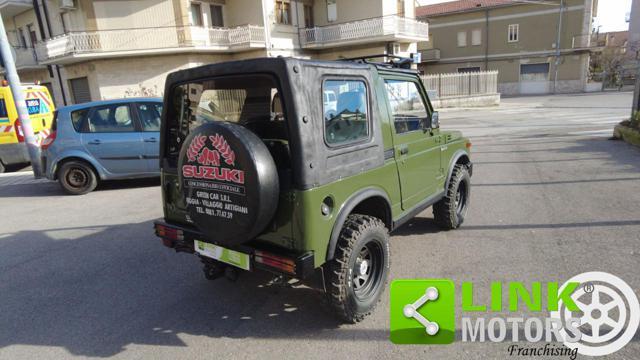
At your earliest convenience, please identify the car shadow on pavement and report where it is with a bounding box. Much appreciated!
[392,216,442,236]
[0,221,387,357]
[0,178,160,198]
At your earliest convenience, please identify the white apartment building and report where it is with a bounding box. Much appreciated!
[0,0,429,106]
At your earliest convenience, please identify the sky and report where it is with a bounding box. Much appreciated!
[416,0,633,33]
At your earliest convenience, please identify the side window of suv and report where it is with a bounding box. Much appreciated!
[86,104,135,133]
[323,79,369,145]
[384,79,429,134]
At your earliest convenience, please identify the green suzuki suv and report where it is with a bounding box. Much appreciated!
[155,56,472,323]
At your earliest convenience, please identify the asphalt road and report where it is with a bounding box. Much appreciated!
[0,91,638,359]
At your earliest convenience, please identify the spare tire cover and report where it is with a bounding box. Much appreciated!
[178,121,279,245]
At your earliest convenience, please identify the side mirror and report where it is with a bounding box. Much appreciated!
[430,111,440,129]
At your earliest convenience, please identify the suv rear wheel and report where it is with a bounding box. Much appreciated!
[58,160,98,195]
[433,164,470,229]
[324,214,390,323]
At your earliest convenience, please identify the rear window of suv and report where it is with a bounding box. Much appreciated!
[164,74,288,167]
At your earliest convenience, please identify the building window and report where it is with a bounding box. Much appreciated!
[508,24,519,42]
[60,13,68,34]
[276,0,291,25]
[27,24,37,47]
[471,29,482,46]
[397,0,405,17]
[190,2,203,26]
[210,4,224,27]
[69,77,92,104]
[457,31,467,47]
[18,27,27,47]
[304,4,314,27]
[458,67,481,73]
[327,0,337,22]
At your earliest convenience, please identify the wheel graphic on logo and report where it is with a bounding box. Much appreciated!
[550,272,640,356]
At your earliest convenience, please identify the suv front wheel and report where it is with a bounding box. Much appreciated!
[434,164,471,229]
[324,214,390,323]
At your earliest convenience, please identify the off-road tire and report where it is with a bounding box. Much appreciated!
[324,214,390,323]
[433,164,470,230]
[58,160,98,195]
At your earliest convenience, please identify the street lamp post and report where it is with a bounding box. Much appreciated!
[0,16,42,177]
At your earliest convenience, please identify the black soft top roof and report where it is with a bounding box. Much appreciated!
[164,57,416,87]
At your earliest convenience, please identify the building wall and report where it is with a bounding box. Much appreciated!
[93,0,177,29]
[224,0,263,27]
[91,54,230,100]
[423,0,590,62]
[419,0,595,95]
[313,0,385,27]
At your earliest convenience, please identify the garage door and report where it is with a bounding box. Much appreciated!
[519,63,550,95]
[69,77,91,104]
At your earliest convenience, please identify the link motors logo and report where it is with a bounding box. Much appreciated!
[182,134,245,184]
[390,272,640,357]
[550,272,640,356]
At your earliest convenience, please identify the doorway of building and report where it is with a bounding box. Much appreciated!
[69,77,92,104]
[519,63,550,94]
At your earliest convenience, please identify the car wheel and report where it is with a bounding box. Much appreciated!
[324,214,390,323]
[433,164,470,230]
[58,160,98,195]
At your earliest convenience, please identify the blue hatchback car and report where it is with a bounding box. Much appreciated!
[42,98,163,194]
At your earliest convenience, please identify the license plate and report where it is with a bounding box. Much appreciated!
[194,240,250,271]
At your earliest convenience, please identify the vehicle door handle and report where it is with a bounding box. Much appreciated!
[144,137,157,143]
[399,146,409,155]
[88,140,101,145]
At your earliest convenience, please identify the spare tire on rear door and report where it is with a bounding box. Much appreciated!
[178,122,279,246]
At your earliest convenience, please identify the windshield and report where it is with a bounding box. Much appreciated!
[164,74,288,167]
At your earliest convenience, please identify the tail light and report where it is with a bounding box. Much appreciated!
[255,250,296,274]
[14,119,24,142]
[155,223,184,248]
[41,131,57,150]
[466,141,472,149]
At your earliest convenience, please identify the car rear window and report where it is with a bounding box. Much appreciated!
[164,74,288,167]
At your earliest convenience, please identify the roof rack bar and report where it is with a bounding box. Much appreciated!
[338,54,415,69]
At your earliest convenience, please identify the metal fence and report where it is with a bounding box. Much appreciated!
[421,70,499,98]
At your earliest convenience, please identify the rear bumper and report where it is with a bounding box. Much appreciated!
[0,142,29,165]
[154,221,315,279]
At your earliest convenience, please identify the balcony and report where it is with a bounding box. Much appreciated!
[0,0,32,17]
[0,46,42,73]
[300,15,429,49]
[35,25,266,64]
[13,46,41,69]
[420,48,440,62]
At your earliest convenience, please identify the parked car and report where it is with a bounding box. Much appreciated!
[41,98,163,195]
